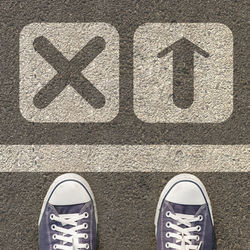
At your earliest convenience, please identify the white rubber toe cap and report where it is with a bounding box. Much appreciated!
[155,174,213,231]
[49,180,91,206]
[165,181,206,205]
[39,173,98,226]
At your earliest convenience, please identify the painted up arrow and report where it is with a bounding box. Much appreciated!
[157,37,209,109]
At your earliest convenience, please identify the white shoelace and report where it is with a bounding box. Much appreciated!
[50,212,90,250]
[165,211,203,250]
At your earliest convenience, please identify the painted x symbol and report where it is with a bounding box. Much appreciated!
[33,36,106,109]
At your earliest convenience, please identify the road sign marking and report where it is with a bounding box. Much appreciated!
[157,37,209,109]
[134,23,233,123]
[19,23,119,123]
[33,36,106,109]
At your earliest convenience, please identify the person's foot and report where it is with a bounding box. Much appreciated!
[38,173,97,250]
[155,174,215,250]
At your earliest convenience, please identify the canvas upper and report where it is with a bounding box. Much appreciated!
[39,173,97,250]
[155,174,215,250]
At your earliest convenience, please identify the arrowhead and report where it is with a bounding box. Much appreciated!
[157,37,209,58]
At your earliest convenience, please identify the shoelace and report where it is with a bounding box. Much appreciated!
[165,211,203,250]
[50,212,90,250]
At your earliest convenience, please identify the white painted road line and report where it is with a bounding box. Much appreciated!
[0,145,248,172]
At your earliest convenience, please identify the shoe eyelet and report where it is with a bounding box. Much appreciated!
[165,211,171,217]
[198,215,203,221]
[53,245,57,249]
[52,234,57,240]
[196,235,200,241]
[165,232,170,238]
[83,233,89,239]
[196,225,201,232]
[51,224,56,231]
[83,223,88,229]
[166,222,171,228]
[165,242,170,248]
[83,212,89,218]
[50,214,55,220]
[85,243,89,249]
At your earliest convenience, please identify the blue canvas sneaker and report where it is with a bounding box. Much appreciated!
[155,174,215,250]
[38,173,98,250]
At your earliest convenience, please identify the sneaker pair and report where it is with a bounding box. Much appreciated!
[39,174,215,250]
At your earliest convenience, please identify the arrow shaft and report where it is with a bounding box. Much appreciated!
[172,49,194,109]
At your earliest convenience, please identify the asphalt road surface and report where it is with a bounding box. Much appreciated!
[0,0,249,249]
[0,173,249,250]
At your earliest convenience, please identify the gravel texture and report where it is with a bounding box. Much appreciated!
[0,173,249,250]
[0,0,248,249]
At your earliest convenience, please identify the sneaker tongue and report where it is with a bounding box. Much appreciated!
[169,201,202,215]
[54,203,85,215]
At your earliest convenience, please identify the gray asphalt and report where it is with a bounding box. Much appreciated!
[0,0,249,249]
[0,0,248,145]
[0,173,249,250]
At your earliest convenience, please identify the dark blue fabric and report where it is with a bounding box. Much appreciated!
[39,204,58,250]
[54,203,84,214]
[39,201,97,250]
[156,201,215,250]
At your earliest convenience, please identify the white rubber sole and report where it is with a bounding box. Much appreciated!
[38,173,98,226]
[154,173,214,234]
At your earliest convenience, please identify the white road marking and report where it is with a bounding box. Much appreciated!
[0,145,248,172]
